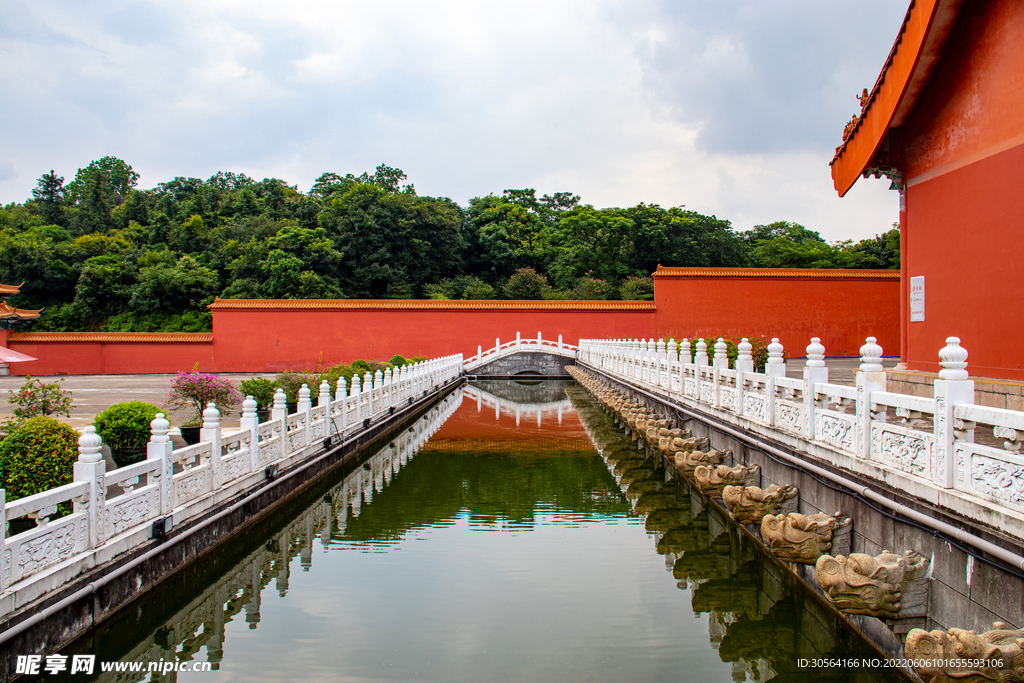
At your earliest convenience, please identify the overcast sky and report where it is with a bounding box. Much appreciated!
[0,1,908,241]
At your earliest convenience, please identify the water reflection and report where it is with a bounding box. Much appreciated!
[68,382,908,682]
[567,385,908,683]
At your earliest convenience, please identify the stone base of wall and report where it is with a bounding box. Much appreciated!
[888,370,1024,411]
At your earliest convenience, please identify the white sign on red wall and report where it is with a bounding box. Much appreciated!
[910,276,925,322]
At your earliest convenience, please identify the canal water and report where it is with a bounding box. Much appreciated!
[66,380,907,682]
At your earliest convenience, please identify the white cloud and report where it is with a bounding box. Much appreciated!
[0,0,907,240]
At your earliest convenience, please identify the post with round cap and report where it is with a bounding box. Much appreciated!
[319,379,332,411]
[271,388,287,423]
[765,338,787,425]
[75,425,106,549]
[934,337,974,488]
[201,402,222,488]
[146,413,174,516]
[240,397,259,476]
[802,338,828,438]
[855,336,887,459]
[298,385,313,447]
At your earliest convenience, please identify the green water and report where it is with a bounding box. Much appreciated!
[68,381,907,682]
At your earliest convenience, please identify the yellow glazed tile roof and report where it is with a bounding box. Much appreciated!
[207,298,656,311]
[653,267,899,280]
[7,332,213,343]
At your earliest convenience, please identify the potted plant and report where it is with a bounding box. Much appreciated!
[164,366,241,444]
[239,377,277,422]
[94,401,162,467]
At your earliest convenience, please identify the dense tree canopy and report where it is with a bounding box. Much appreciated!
[0,157,899,331]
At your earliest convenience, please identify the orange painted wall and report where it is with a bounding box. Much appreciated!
[905,142,1024,378]
[899,0,1024,379]
[210,308,655,372]
[7,341,214,376]
[653,275,900,358]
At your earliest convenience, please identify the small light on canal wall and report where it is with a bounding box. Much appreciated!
[152,515,173,538]
[265,463,279,480]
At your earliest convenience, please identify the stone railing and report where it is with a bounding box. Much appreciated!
[463,331,577,372]
[577,335,1024,540]
[0,354,463,613]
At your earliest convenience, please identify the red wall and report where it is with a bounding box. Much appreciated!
[2,273,902,375]
[899,0,1024,379]
[210,307,655,372]
[7,340,214,376]
[653,273,900,358]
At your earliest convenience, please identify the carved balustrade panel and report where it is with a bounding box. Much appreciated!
[5,512,89,586]
[773,399,804,436]
[813,409,857,454]
[870,423,933,479]
[173,462,213,508]
[105,485,161,538]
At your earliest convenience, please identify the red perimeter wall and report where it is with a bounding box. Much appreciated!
[2,269,900,375]
[897,0,1024,379]
[652,268,900,358]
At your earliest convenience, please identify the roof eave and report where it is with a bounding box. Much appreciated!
[831,0,964,196]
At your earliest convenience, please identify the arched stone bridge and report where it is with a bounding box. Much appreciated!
[463,332,577,378]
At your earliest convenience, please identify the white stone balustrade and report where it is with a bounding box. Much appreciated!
[576,335,1024,541]
[463,331,578,373]
[0,352,463,611]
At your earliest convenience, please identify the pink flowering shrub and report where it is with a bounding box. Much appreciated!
[1,376,74,437]
[163,365,241,426]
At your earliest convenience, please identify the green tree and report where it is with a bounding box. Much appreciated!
[30,170,68,226]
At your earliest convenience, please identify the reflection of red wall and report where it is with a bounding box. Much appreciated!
[898,0,1024,379]
[653,269,899,358]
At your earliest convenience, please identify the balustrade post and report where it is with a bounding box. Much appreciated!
[147,413,173,516]
[319,379,332,410]
[855,337,886,459]
[934,337,974,489]
[241,398,259,475]
[537,331,542,345]
[0,490,5,593]
[516,331,521,349]
[558,334,563,350]
[336,377,349,433]
[766,338,786,425]
[297,384,312,447]
[271,388,287,422]
[351,374,362,422]
[201,403,223,488]
[802,338,827,438]
[364,372,374,415]
[694,339,708,367]
[75,426,106,549]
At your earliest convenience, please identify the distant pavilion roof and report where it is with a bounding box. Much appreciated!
[830,0,966,196]
[208,298,656,311]
[0,301,42,329]
[0,283,24,295]
[653,266,899,280]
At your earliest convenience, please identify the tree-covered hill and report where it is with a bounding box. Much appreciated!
[0,158,899,332]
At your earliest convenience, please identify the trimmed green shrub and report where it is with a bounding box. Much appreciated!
[0,417,80,504]
[274,372,315,403]
[94,401,161,451]
[239,377,278,410]
[388,354,407,366]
